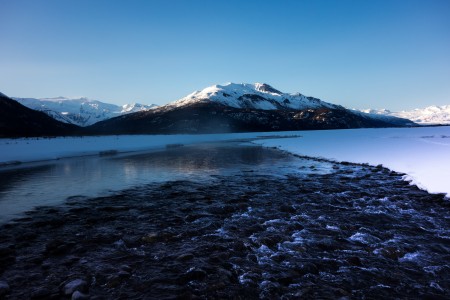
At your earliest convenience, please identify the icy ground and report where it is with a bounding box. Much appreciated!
[0,126,449,197]
[253,127,450,197]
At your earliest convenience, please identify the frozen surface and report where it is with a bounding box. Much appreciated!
[1,126,449,197]
[253,126,450,197]
[0,133,270,164]
[0,143,328,223]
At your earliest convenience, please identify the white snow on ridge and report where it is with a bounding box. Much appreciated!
[13,97,158,126]
[1,126,449,198]
[167,82,339,110]
[358,105,450,125]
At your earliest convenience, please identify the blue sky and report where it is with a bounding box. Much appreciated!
[1,0,449,110]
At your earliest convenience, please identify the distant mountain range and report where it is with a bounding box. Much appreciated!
[2,83,428,137]
[87,83,414,135]
[357,106,450,125]
[0,92,79,138]
[13,97,158,126]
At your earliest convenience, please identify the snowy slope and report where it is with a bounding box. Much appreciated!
[359,105,450,125]
[13,97,158,126]
[161,82,413,126]
[167,83,341,111]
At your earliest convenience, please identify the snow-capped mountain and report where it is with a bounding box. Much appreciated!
[167,83,339,111]
[88,83,414,135]
[13,97,158,126]
[1,93,79,138]
[163,82,413,126]
[358,106,450,125]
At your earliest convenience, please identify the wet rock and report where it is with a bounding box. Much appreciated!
[105,275,122,288]
[62,256,80,266]
[0,281,10,297]
[259,233,285,248]
[122,235,141,247]
[72,290,90,300]
[184,214,198,222]
[377,247,405,260]
[207,205,236,215]
[117,271,131,279]
[208,252,228,263]
[45,239,74,255]
[90,233,119,244]
[180,268,207,283]
[100,205,128,212]
[62,279,88,296]
[259,280,281,298]
[232,241,247,252]
[30,287,52,299]
[298,262,319,275]
[316,238,339,251]
[120,265,132,273]
[20,231,38,241]
[279,204,295,213]
[141,232,159,243]
[276,270,300,285]
[0,246,16,267]
[177,253,194,261]
[41,261,52,270]
[347,256,362,266]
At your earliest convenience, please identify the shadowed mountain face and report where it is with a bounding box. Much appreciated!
[2,82,415,137]
[0,93,80,138]
[13,97,159,127]
[87,101,413,135]
[86,83,414,135]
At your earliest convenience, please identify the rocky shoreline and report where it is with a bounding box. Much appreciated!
[1,151,450,299]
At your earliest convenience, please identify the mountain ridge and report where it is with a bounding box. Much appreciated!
[357,105,450,125]
[87,83,414,134]
[166,83,340,111]
[0,93,80,138]
[13,97,158,127]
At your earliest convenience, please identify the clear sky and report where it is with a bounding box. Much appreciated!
[1,0,449,110]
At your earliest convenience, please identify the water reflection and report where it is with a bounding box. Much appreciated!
[0,143,333,223]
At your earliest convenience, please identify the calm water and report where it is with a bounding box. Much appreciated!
[0,143,332,223]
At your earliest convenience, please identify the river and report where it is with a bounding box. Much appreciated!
[0,142,449,299]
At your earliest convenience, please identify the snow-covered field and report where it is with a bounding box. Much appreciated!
[1,126,449,197]
[253,126,450,197]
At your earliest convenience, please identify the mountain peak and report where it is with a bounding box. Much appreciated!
[254,83,282,94]
[13,97,158,126]
[168,82,337,111]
